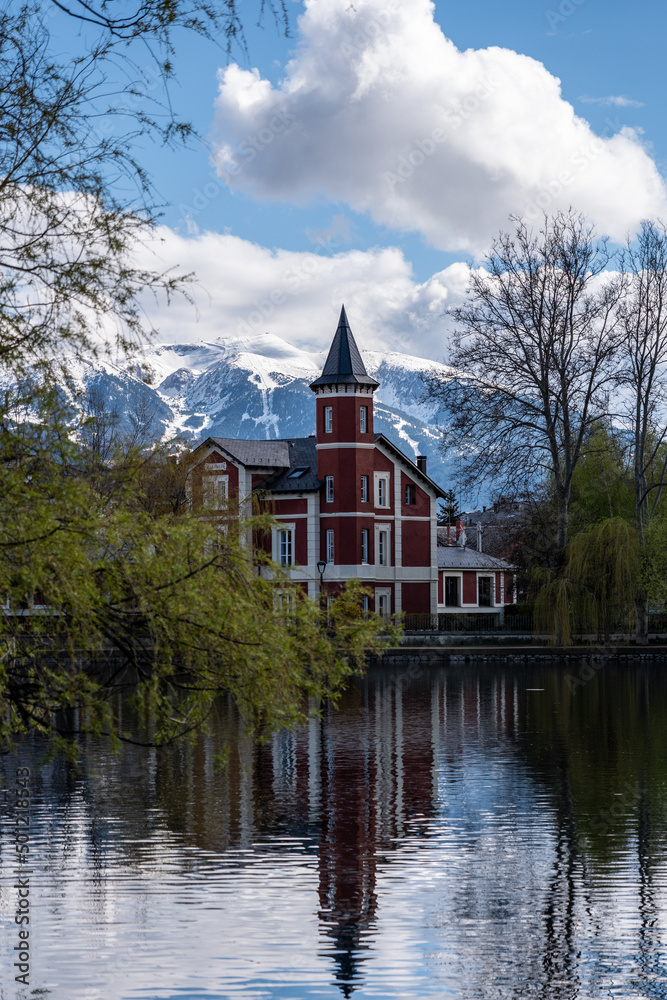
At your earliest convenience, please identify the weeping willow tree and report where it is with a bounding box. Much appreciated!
[0,388,397,758]
[534,518,639,645]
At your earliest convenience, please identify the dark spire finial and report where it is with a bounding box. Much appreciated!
[309,305,379,391]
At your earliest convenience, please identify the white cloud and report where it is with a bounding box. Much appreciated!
[137,227,466,360]
[211,0,667,253]
[579,95,644,108]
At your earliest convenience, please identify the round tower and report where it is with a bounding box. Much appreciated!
[310,306,379,570]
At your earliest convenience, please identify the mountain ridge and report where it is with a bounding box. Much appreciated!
[57,334,458,490]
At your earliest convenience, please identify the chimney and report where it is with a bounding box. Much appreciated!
[455,519,464,541]
[416,455,427,474]
[477,522,483,553]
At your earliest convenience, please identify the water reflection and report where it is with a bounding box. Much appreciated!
[2,660,667,998]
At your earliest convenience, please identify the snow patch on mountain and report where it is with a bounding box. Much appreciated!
[28,332,457,487]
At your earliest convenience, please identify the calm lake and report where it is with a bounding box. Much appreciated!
[2,659,667,999]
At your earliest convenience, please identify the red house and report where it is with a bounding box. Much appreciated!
[188,306,446,616]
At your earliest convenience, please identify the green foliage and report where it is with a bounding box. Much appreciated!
[437,489,460,525]
[568,427,634,532]
[0,393,396,753]
[534,518,639,644]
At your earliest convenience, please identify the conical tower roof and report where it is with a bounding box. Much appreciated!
[310,306,379,390]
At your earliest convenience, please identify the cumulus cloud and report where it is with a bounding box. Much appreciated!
[211,0,667,253]
[138,227,466,359]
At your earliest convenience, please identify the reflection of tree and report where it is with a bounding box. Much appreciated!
[539,777,580,999]
[8,660,667,998]
[635,791,667,994]
[505,660,667,997]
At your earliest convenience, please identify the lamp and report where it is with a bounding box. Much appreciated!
[316,560,326,598]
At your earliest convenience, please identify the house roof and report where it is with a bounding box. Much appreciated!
[199,437,291,469]
[192,430,445,501]
[374,433,447,499]
[309,305,379,390]
[438,546,515,571]
[259,437,322,493]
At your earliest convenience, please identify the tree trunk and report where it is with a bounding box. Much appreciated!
[635,595,649,645]
[555,491,569,563]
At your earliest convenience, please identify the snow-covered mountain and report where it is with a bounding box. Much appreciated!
[61,332,457,489]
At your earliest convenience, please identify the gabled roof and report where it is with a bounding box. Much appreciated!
[438,547,515,571]
[374,433,447,499]
[259,438,322,493]
[194,437,290,469]
[309,305,379,390]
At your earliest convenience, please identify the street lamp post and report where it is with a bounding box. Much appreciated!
[316,560,326,605]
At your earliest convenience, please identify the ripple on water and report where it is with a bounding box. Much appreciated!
[2,662,667,998]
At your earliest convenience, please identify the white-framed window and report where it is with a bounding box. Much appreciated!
[361,595,370,617]
[375,523,391,567]
[202,474,228,508]
[279,529,293,567]
[275,589,295,615]
[324,406,333,433]
[378,530,388,566]
[405,483,416,505]
[325,475,334,503]
[444,575,460,608]
[374,472,390,508]
[375,589,391,617]
[478,575,493,607]
[272,523,296,567]
[326,529,335,564]
[361,528,369,565]
[360,475,369,503]
[360,405,368,434]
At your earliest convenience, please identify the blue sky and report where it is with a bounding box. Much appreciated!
[55,0,667,359]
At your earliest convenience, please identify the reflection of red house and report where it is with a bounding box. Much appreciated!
[188,307,446,615]
[316,678,437,996]
[246,675,438,997]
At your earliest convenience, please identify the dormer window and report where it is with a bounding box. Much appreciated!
[288,467,309,479]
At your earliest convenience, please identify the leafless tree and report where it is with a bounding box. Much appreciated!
[422,210,623,561]
[80,387,121,466]
[124,391,159,452]
[0,1,289,377]
[617,220,667,641]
